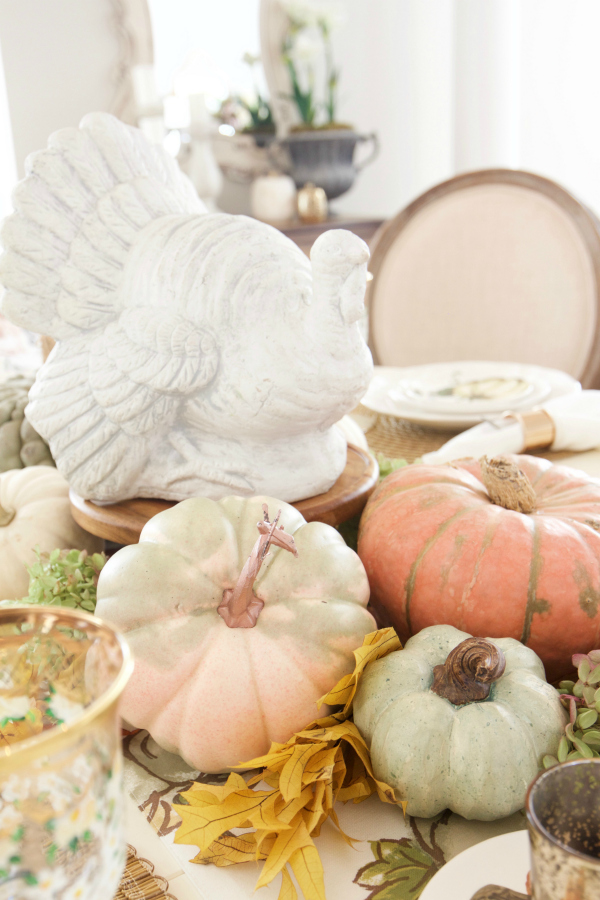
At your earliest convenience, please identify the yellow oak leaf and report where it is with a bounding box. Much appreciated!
[279,743,328,802]
[192,832,264,866]
[279,867,298,900]
[336,779,371,803]
[307,781,325,815]
[253,792,294,831]
[179,772,247,806]
[372,777,398,805]
[294,721,362,743]
[263,770,282,789]
[174,788,275,850]
[256,817,315,891]
[235,745,295,772]
[318,627,401,712]
[276,786,315,826]
[324,781,333,812]
[289,840,327,900]
[301,804,324,836]
[302,746,338,778]
[255,829,277,856]
[304,781,328,838]
[178,789,231,809]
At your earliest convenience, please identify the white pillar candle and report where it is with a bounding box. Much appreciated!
[251,172,297,222]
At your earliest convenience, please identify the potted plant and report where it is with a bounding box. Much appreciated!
[278,0,378,200]
[238,53,276,148]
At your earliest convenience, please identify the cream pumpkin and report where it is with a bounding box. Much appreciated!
[358,455,600,682]
[95,495,375,772]
[0,466,104,601]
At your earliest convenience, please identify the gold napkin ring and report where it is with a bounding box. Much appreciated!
[503,408,556,451]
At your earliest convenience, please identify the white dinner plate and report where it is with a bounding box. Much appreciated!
[361,362,580,430]
[420,830,530,900]
[393,370,550,415]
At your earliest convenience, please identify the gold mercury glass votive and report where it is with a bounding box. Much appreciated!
[0,607,132,900]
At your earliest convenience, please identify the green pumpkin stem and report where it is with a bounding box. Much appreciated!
[0,503,15,527]
[217,504,298,628]
[431,637,506,705]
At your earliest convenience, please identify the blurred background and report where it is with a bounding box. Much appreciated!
[0,0,599,221]
[3,0,600,391]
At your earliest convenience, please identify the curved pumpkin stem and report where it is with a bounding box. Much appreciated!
[217,504,298,628]
[431,637,506,705]
[480,456,537,514]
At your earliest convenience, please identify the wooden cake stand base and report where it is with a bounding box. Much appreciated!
[69,444,378,545]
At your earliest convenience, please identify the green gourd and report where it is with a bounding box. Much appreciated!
[353,624,567,821]
[0,374,54,471]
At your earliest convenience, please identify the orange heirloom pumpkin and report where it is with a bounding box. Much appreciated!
[358,455,600,682]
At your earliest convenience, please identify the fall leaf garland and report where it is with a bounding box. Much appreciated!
[173,627,403,900]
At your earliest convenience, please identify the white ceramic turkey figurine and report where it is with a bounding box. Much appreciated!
[95,495,375,772]
[0,113,372,503]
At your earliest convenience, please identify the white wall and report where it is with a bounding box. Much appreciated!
[519,0,600,217]
[453,0,520,172]
[148,0,261,98]
[331,0,600,220]
[0,34,16,218]
[0,0,120,178]
[332,0,454,219]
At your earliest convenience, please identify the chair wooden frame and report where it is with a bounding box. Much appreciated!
[367,169,600,388]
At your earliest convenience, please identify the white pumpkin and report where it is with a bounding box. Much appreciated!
[0,467,104,601]
[353,625,567,821]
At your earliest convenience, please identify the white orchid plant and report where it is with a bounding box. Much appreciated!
[280,0,345,128]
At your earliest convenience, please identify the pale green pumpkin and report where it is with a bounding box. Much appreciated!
[353,624,567,821]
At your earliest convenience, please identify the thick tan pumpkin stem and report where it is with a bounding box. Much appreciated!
[217,504,299,628]
[431,637,506,705]
[0,503,15,526]
[480,456,537,514]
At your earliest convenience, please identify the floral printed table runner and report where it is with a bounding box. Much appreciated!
[123,731,528,900]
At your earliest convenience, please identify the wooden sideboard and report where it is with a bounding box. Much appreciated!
[278,216,385,255]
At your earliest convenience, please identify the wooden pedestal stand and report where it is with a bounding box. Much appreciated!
[69,445,378,545]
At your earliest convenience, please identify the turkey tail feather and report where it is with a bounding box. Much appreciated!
[0,112,205,338]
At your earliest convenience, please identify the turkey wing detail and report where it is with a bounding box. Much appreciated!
[25,339,146,499]
[0,112,205,338]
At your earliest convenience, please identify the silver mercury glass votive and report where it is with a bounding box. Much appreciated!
[526,759,600,899]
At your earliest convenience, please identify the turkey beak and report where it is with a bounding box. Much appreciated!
[340,262,369,325]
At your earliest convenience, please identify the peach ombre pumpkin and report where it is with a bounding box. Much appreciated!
[96,495,375,772]
[358,455,600,682]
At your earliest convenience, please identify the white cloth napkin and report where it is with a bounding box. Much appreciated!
[422,390,600,465]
